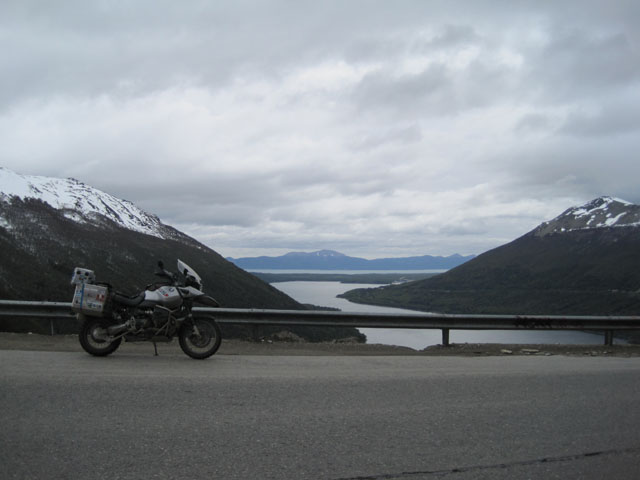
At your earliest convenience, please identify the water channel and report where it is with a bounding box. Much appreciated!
[271,280,605,349]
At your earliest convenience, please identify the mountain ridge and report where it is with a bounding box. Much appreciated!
[228,250,475,270]
[534,196,640,236]
[0,167,174,240]
[341,197,640,324]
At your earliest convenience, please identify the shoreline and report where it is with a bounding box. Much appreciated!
[1,332,639,357]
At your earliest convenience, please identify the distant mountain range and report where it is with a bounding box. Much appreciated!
[0,167,362,341]
[227,249,475,270]
[341,197,640,324]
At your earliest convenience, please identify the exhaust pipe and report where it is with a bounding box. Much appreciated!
[107,322,130,335]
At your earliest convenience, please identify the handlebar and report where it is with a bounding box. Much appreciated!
[155,260,202,290]
[155,261,177,284]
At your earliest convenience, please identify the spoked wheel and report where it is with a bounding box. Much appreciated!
[178,317,222,359]
[79,317,122,357]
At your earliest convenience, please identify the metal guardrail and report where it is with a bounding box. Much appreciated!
[1,300,639,346]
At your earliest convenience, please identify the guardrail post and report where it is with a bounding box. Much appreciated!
[442,328,450,347]
[604,330,614,346]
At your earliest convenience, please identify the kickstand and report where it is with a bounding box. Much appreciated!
[153,342,158,356]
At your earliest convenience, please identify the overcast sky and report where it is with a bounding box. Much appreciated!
[2,1,639,258]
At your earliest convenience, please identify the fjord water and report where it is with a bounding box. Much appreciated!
[271,279,605,349]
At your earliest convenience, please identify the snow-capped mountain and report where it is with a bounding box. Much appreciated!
[535,196,640,236]
[284,250,347,258]
[0,168,367,342]
[0,167,364,341]
[0,167,168,238]
[0,167,303,310]
[342,196,640,325]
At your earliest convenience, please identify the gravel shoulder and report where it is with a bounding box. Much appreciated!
[1,332,639,357]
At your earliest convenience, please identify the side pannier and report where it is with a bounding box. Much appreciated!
[71,268,111,316]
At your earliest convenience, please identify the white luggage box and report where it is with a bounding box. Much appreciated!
[72,283,109,316]
[71,268,96,285]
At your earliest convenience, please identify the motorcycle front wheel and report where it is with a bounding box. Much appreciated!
[178,317,222,359]
[79,317,122,356]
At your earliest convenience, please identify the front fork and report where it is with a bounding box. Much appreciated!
[187,314,201,337]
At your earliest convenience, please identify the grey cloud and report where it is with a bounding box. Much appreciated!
[344,24,480,64]
[438,221,489,237]
[0,0,449,109]
[416,24,481,51]
[525,29,640,103]
[352,65,452,116]
[560,103,640,137]
[0,2,301,108]
[515,113,555,133]
[349,124,422,152]
[94,171,291,227]
[500,136,640,205]
[171,204,265,228]
[3,0,640,259]
[351,56,514,119]
[343,36,408,65]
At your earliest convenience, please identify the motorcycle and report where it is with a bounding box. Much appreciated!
[71,260,222,359]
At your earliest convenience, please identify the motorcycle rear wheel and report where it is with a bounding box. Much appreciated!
[178,317,222,359]
[79,317,122,356]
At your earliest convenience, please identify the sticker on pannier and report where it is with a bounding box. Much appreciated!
[72,283,109,316]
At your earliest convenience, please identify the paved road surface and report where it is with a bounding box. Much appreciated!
[1,350,639,479]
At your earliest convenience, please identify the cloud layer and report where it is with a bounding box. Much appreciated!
[2,0,639,258]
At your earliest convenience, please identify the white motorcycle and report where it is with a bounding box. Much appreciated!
[71,260,222,359]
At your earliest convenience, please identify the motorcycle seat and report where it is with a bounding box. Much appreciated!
[113,292,145,307]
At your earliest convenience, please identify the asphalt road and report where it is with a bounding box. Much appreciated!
[1,350,640,479]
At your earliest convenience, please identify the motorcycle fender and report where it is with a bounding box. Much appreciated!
[196,295,219,307]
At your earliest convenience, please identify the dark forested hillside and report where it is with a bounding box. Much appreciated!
[0,198,294,306]
[342,221,640,317]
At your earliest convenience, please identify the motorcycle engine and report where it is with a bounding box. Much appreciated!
[152,305,172,326]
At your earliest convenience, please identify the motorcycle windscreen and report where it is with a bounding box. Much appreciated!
[177,259,202,285]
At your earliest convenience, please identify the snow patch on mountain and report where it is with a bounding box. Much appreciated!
[0,215,10,230]
[535,196,640,236]
[0,167,167,238]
